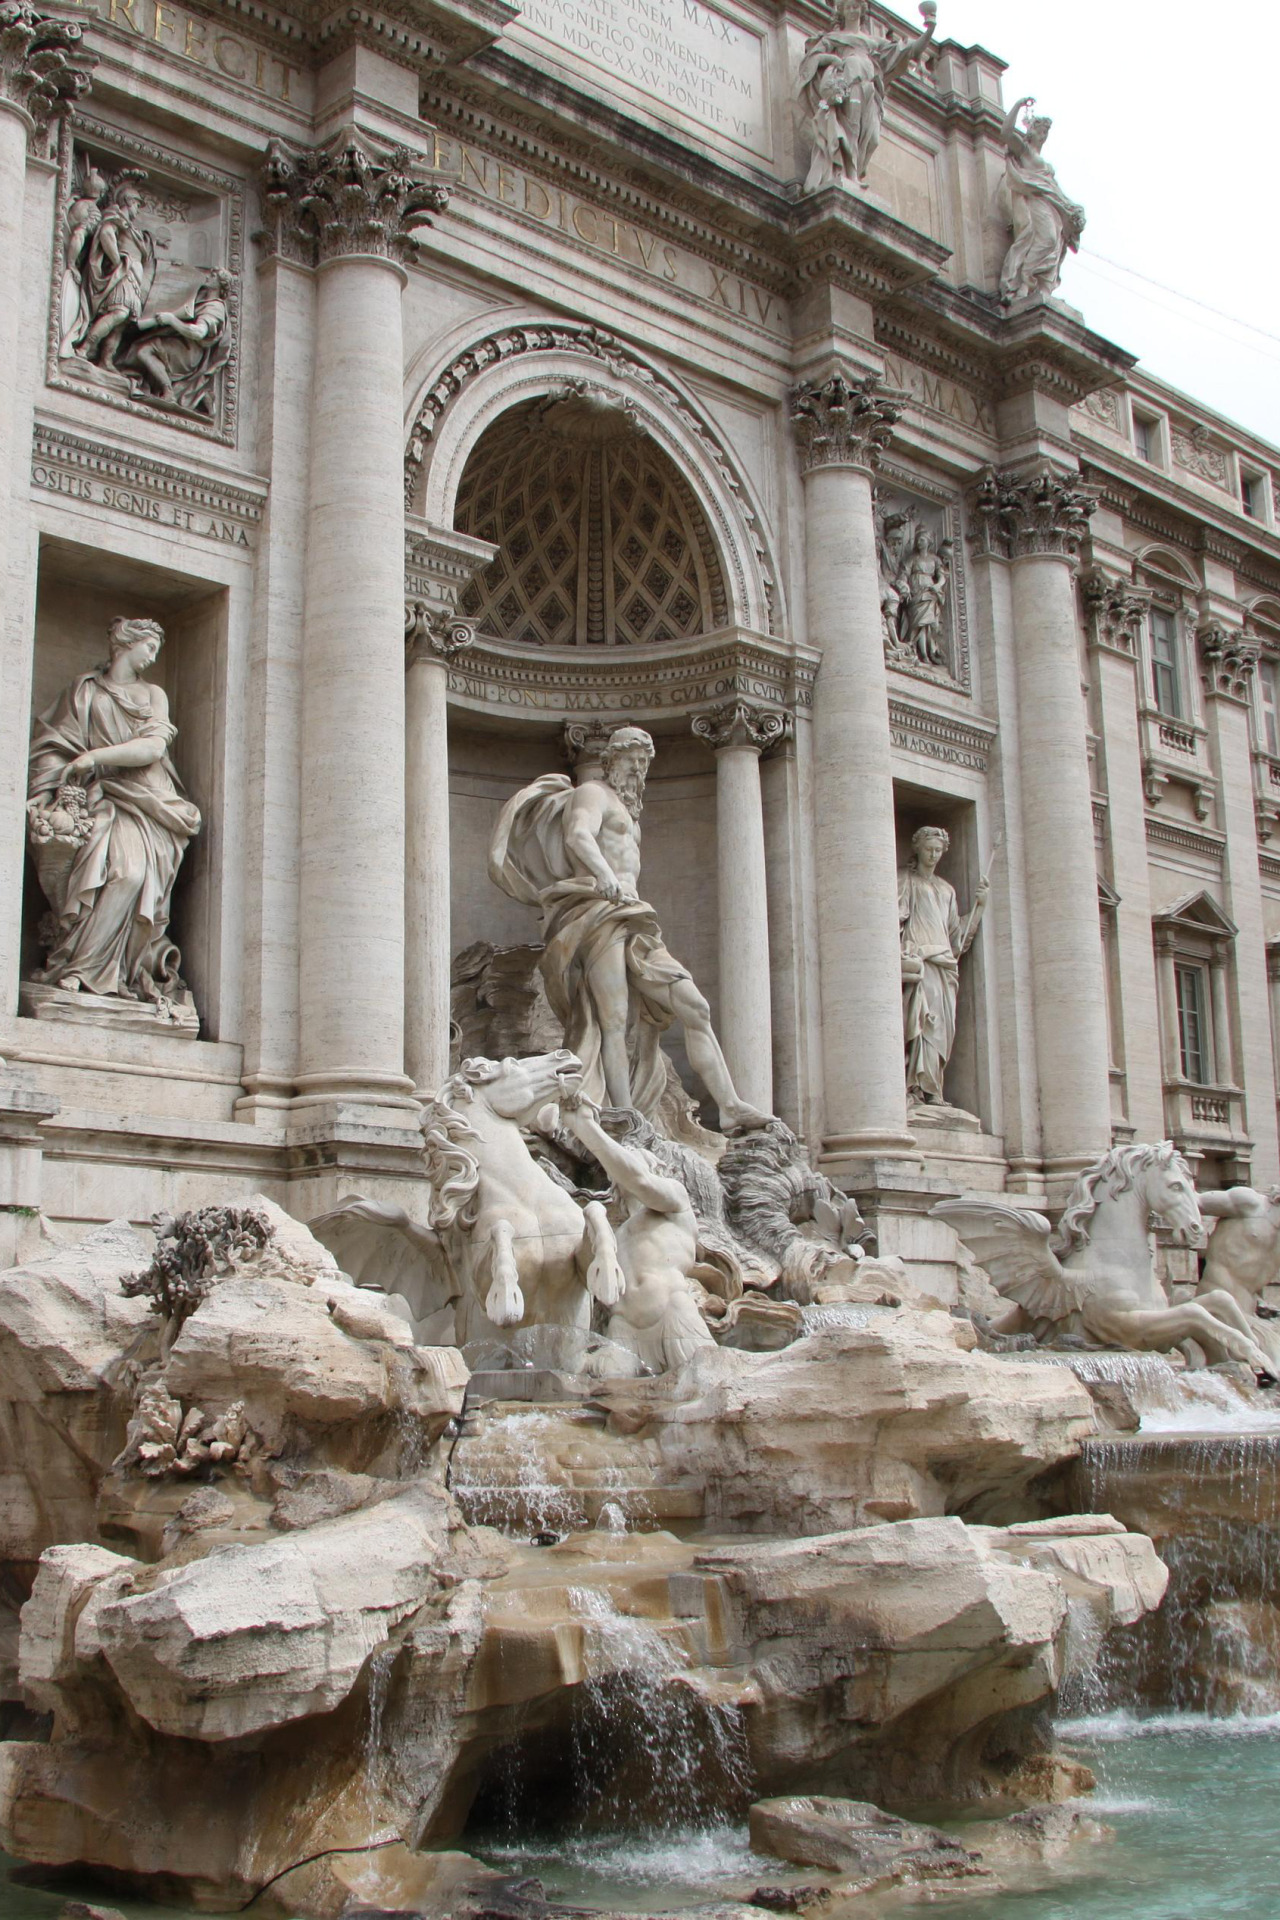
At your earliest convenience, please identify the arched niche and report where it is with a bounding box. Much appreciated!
[403,319,781,639]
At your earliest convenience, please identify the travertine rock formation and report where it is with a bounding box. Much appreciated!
[0,1208,1161,1912]
[587,1310,1097,1532]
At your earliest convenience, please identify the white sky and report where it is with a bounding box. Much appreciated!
[933,1,1280,451]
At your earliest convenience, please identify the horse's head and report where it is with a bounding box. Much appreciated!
[1140,1142,1206,1250]
[451,1050,584,1125]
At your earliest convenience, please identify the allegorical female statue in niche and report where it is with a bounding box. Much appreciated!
[26,617,202,1020]
[899,826,987,1106]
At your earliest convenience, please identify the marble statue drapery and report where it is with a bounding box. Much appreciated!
[488,771,688,1117]
[27,668,201,1000]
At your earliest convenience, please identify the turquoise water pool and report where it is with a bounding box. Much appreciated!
[5,1715,1280,1918]
[478,1714,1280,1917]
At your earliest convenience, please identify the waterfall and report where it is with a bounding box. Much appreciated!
[1073,1432,1280,1715]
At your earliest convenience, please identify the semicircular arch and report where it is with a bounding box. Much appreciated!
[403,316,782,638]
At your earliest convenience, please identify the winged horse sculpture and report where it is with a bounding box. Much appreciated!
[935,1141,1277,1382]
[311,1050,625,1353]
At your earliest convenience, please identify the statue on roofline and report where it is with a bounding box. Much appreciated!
[798,0,937,196]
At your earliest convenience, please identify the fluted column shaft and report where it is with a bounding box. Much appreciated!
[973,468,1112,1179]
[259,129,448,1111]
[792,372,913,1160]
[404,607,472,1096]
[692,701,783,1117]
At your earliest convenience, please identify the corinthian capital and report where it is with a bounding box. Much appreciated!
[0,1,96,130]
[259,127,449,268]
[790,370,907,475]
[969,464,1098,562]
[1080,569,1149,655]
[692,700,789,755]
[1198,619,1260,700]
[405,600,474,666]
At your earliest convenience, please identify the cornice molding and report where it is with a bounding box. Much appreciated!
[435,625,816,727]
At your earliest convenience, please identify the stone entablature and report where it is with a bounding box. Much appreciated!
[31,420,265,548]
[439,626,815,728]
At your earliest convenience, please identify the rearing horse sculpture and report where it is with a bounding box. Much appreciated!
[312,1051,625,1350]
[935,1141,1277,1381]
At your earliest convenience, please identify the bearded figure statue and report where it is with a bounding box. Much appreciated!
[489,725,768,1133]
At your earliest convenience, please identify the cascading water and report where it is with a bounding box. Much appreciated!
[1071,1430,1280,1715]
[470,1573,753,1908]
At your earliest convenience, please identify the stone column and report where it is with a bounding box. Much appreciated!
[791,371,915,1166]
[691,699,786,1118]
[1198,620,1279,1180]
[404,600,473,1097]
[971,467,1112,1189]
[0,7,94,1003]
[1082,570,1166,1143]
[257,130,447,1114]
[0,6,93,501]
[1267,941,1280,1099]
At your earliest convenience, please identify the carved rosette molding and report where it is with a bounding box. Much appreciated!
[1198,620,1261,700]
[258,126,449,268]
[968,465,1098,563]
[0,1,96,133]
[1081,569,1149,656]
[692,699,789,756]
[789,371,907,475]
[404,599,474,668]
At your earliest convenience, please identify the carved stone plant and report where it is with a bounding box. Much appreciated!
[122,1205,274,1348]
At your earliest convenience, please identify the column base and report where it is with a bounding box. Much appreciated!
[290,1068,419,1115]
[0,1071,61,1268]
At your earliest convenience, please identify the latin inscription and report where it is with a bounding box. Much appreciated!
[61,0,299,102]
[511,0,770,160]
[428,131,782,334]
[880,354,995,439]
[32,460,254,548]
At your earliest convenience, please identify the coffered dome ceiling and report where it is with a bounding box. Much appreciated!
[453,391,728,647]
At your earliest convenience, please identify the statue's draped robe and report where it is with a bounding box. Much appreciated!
[489,774,689,1115]
[899,865,964,1103]
[797,31,892,191]
[1000,144,1084,304]
[28,671,202,998]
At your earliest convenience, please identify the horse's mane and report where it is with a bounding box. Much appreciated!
[420,1057,503,1232]
[1051,1140,1183,1257]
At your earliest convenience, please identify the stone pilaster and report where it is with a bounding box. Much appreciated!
[692,699,787,1119]
[264,128,448,1114]
[1196,616,1278,1180]
[404,595,473,1097]
[971,466,1112,1191]
[1081,567,1165,1145]
[0,9,96,1010]
[792,369,915,1169]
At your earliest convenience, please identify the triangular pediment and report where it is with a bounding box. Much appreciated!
[1154,890,1238,939]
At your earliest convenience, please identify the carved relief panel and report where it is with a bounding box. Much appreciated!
[874,473,969,691]
[48,120,242,443]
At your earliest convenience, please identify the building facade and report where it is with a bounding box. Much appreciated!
[2,0,1279,1279]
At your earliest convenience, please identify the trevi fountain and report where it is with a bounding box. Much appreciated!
[1,0,1279,1917]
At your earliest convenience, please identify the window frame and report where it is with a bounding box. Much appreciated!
[1148,604,1184,719]
[1174,961,1210,1085]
